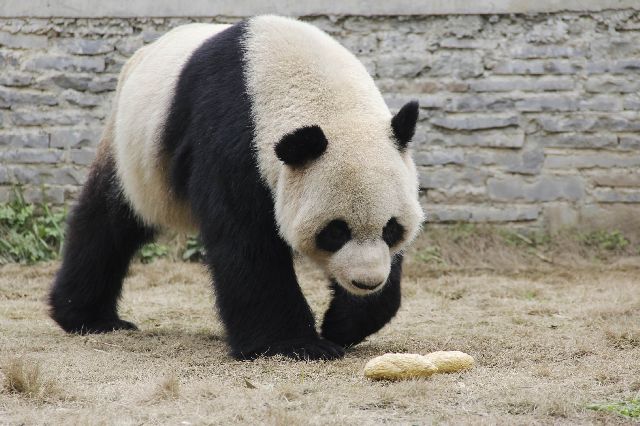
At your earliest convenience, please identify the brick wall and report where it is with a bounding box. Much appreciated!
[1,11,639,229]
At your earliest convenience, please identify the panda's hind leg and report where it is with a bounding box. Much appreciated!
[49,152,154,334]
[321,255,403,348]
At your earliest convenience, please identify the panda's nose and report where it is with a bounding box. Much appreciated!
[351,280,384,291]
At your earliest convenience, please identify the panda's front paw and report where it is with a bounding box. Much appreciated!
[53,315,138,334]
[238,337,345,361]
[321,317,365,348]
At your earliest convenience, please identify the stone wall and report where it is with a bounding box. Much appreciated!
[1,10,639,229]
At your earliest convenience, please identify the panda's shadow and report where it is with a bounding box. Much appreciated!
[90,329,404,361]
[86,328,230,357]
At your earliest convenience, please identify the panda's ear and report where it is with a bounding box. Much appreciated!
[275,125,328,167]
[391,100,419,150]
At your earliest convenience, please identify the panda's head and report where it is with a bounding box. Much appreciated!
[273,101,424,296]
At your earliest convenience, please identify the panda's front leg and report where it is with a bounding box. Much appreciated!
[201,225,344,361]
[321,255,403,348]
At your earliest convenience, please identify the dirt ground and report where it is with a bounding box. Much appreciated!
[1,251,639,424]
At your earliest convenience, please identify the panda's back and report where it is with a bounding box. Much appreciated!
[112,23,229,232]
[109,17,390,233]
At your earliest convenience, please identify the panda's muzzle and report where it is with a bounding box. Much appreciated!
[351,280,384,291]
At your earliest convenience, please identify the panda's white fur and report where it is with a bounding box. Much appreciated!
[113,23,230,233]
[110,16,423,295]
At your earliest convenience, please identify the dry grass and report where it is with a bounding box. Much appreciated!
[1,358,61,402]
[149,374,181,401]
[1,232,639,424]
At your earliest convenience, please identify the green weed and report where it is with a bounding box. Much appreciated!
[138,243,169,264]
[587,399,640,419]
[580,230,630,251]
[0,191,66,264]
[416,246,444,264]
[182,235,205,262]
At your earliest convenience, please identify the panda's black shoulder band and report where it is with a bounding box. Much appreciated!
[275,125,328,167]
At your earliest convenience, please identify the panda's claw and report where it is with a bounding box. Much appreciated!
[57,318,139,335]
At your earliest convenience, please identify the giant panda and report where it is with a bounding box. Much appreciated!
[49,16,424,360]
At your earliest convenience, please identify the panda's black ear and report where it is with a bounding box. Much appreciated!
[391,100,419,150]
[275,125,328,167]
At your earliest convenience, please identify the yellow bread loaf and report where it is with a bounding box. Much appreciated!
[422,351,475,373]
[363,353,438,380]
[364,351,474,381]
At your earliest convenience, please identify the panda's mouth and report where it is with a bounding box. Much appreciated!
[350,280,383,291]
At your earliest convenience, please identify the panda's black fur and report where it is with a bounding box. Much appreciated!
[49,19,418,360]
[49,152,155,334]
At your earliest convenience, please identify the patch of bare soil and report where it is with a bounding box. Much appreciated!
[1,253,639,424]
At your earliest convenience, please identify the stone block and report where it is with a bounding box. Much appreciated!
[587,59,640,74]
[623,95,640,110]
[422,130,524,148]
[11,109,100,127]
[0,50,19,67]
[11,166,86,185]
[493,60,580,75]
[439,38,498,50]
[579,96,622,112]
[0,87,58,107]
[619,135,640,150]
[579,203,640,237]
[543,203,579,232]
[0,166,8,183]
[88,75,118,93]
[70,148,96,165]
[378,32,432,54]
[593,189,640,203]
[469,206,540,222]
[469,76,574,92]
[424,204,540,223]
[590,171,640,188]
[465,147,544,175]
[340,33,378,56]
[414,148,464,166]
[445,95,515,112]
[545,154,640,169]
[488,176,585,202]
[62,89,103,107]
[24,55,105,72]
[58,38,114,55]
[515,95,578,112]
[0,187,11,202]
[376,53,428,78]
[116,36,144,56]
[528,133,617,149]
[0,72,34,87]
[0,31,47,49]
[510,44,585,59]
[0,149,63,164]
[48,73,93,91]
[50,127,101,148]
[23,186,65,204]
[419,168,487,190]
[384,94,446,110]
[525,20,569,44]
[536,114,640,133]
[0,131,49,148]
[428,51,484,79]
[585,76,640,93]
[141,30,162,43]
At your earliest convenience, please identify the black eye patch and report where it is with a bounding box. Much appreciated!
[316,219,351,252]
[382,217,405,247]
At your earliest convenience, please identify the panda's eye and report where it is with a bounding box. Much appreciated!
[316,219,351,252]
[382,217,405,247]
